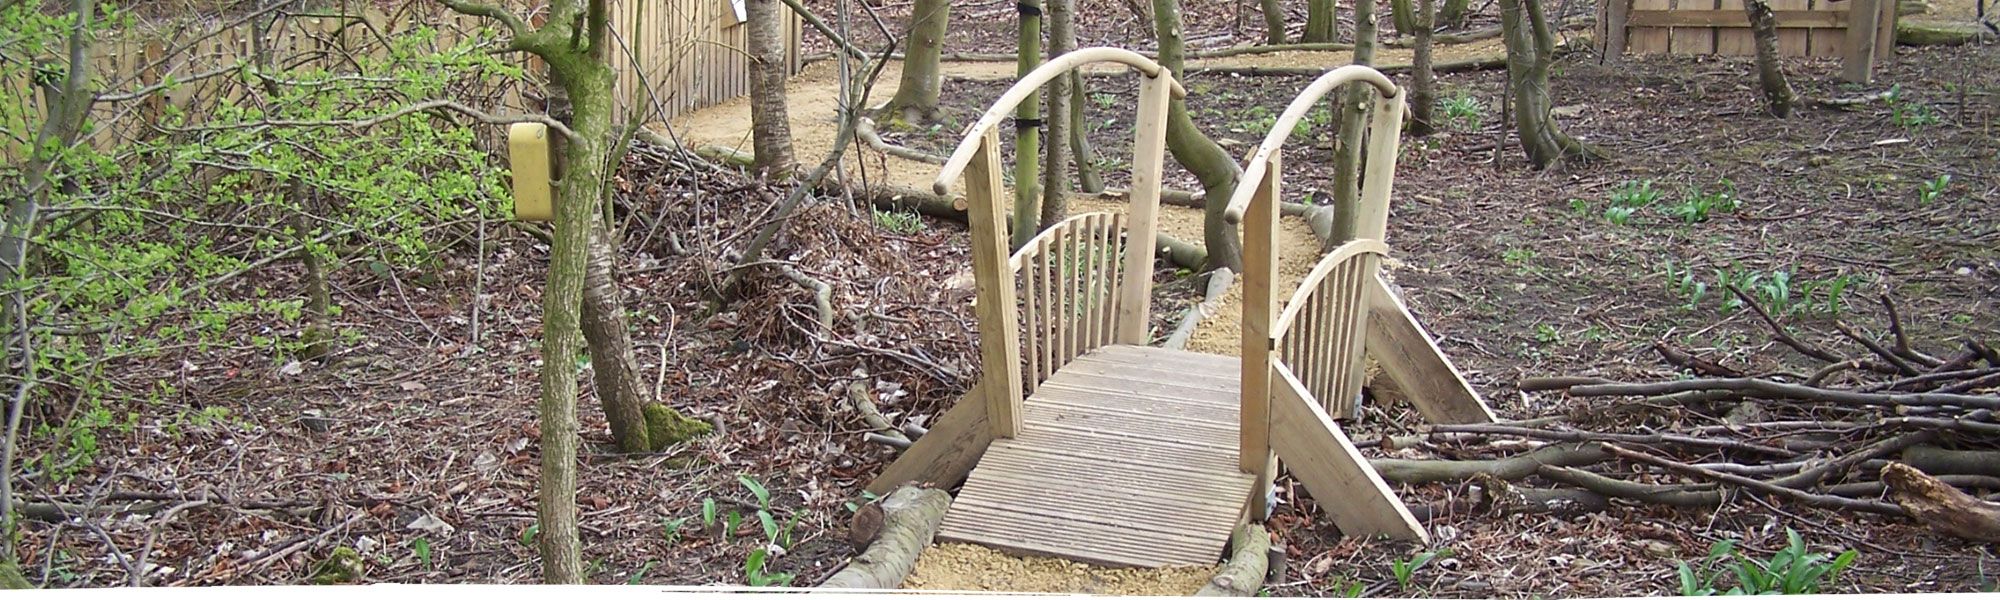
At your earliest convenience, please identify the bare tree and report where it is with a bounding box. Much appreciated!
[1330,0,1380,245]
[748,0,796,176]
[1041,0,1077,229]
[1011,0,1045,248]
[1260,0,1287,43]
[1153,0,1244,272]
[1409,0,1439,136]
[1498,0,1603,167]
[880,0,950,125]
[1744,0,1796,117]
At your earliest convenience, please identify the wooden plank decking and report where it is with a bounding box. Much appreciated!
[936,345,1256,568]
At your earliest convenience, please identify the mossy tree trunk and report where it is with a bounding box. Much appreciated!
[1744,0,1795,117]
[1041,0,1076,229]
[1067,73,1104,193]
[1153,0,1244,273]
[1391,0,1419,35]
[881,0,950,125]
[1440,0,1472,27]
[1498,0,1602,168]
[748,0,796,176]
[1260,0,1288,43]
[1304,0,1340,42]
[1409,0,1439,136]
[1011,0,1045,248]
[1330,0,1378,246]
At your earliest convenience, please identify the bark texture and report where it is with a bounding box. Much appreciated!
[1304,0,1340,42]
[1330,0,1379,246]
[1499,0,1602,168]
[1745,0,1796,117]
[1196,524,1271,596]
[1260,0,1288,44]
[747,0,796,176]
[1441,0,1473,27]
[1068,72,1105,193]
[819,486,952,588]
[1011,0,1045,248]
[1153,0,1244,273]
[1409,0,1439,136]
[881,0,950,125]
[1882,463,2000,543]
[1041,0,1076,229]
[579,224,654,453]
[1391,0,1419,35]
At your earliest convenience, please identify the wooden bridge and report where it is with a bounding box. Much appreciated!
[869,50,1497,568]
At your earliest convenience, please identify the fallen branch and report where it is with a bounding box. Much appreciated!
[820,485,951,588]
[782,264,836,332]
[1538,465,1722,507]
[1565,378,2000,411]
[1429,422,1798,457]
[1371,442,1608,484]
[1190,54,1508,77]
[1164,268,1235,350]
[848,380,911,445]
[1882,462,2000,542]
[1601,444,1904,515]
[1196,524,1270,596]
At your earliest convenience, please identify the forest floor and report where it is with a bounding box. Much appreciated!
[15,0,1996,595]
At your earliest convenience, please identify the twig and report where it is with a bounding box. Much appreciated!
[175,99,579,143]
[1769,431,1935,489]
[1602,444,1904,515]
[1567,378,2000,411]
[1878,294,1943,367]
[1430,423,1798,457]
[1537,465,1722,507]
[1834,320,1919,376]
[779,264,835,332]
[132,500,210,586]
[846,380,909,444]
[1726,284,1841,364]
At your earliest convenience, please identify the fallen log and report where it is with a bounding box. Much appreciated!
[1164,268,1235,350]
[1370,442,1608,484]
[1897,21,1993,46]
[1196,524,1271,596]
[1882,463,2000,542]
[820,485,952,589]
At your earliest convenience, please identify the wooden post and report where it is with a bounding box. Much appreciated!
[1240,154,1281,516]
[1842,0,1881,83]
[1353,93,1405,242]
[964,131,1025,438]
[1116,73,1172,345]
[1604,0,1632,62]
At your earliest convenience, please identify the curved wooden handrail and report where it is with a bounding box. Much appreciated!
[1270,239,1389,339]
[1007,212,1113,272]
[1223,66,1402,224]
[932,47,1188,196]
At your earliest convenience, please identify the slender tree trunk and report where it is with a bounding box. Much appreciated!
[1744,0,1795,117]
[1440,0,1472,27]
[1391,0,1419,35]
[1153,0,1244,273]
[881,0,949,125]
[1011,0,1044,248]
[1410,0,1439,136]
[1499,0,1601,168]
[1260,0,1288,43]
[254,10,337,362]
[1304,0,1340,42]
[1068,72,1104,193]
[1330,0,1379,246]
[579,223,654,453]
[1041,0,1075,229]
[748,0,796,176]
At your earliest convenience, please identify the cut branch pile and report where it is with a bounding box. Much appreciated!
[1367,291,2000,541]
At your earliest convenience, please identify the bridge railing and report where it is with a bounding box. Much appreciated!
[1224,66,1407,516]
[932,48,1180,439]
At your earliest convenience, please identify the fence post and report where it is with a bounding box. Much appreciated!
[1841,0,1881,83]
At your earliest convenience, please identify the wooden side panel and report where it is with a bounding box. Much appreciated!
[1270,364,1428,542]
[1240,155,1282,516]
[1629,0,1674,52]
[866,380,994,495]
[1362,273,1498,425]
[1668,0,1718,54]
[1715,0,1756,54]
[964,133,1025,438]
[1773,0,1812,56]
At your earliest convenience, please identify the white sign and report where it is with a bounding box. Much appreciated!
[730,0,747,23]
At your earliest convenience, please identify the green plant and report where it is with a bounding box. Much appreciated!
[1886,85,1940,129]
[1666,181,1740,224]
[702,498,719,528]
[843,490,881,513]
[662,516,690,545]
[1917,174,1952,204]
[1677,530,1857,595]
[520,523,540,547]
[409,537,432,569]
[1663,260,1709,311]
[871,206,925,234]
[627,560,657,584]
[1502,247,1538,266]
[1440,91,1484,130]
[1391,548,1451,589]
[1567,198,1590,215]
[744,548,795,587]
[1605,205,1640,226]
[1533,324,1562,345]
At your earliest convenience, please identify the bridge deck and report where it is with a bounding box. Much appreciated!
[937,344,1256,568]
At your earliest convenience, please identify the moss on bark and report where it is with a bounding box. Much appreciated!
[644,404,713,450]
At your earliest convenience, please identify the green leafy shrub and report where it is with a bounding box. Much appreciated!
[1677,530,1857,595]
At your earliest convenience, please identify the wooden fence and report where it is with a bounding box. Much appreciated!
[3,1,798,159]
[1604,0,1896,59]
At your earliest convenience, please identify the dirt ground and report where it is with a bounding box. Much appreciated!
[905,543,1217,594]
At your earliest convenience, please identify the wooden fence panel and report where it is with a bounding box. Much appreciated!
[1613,0,1891,58]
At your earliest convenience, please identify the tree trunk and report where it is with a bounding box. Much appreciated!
[1410,0,1439,136]
[1041,0,1076,229]
[1304,0,1340,42]
[1329,0,1377,246]
[1154,0,1245,273]
[1391,0,1419,36]
[1744,0,1795,117]
[1196,524,1271,596]
[748,0,796,177]
[1499,0,1601,168]
[1068,72,1105,193]
[1440,0,1473,27]
[579,223,655,453]
[881,0,950,125]
[1260,0,1288,43]
[1011,0,1045,248]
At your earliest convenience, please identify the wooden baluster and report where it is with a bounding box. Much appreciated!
[1094,215,1115,349]
[1334,253,1378,419]
[1039,236,1056,381]
[1103,214,1125,347]
[1326,262,1354,409]
[1021,247,1041,393]
[1082,214,1103,353]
